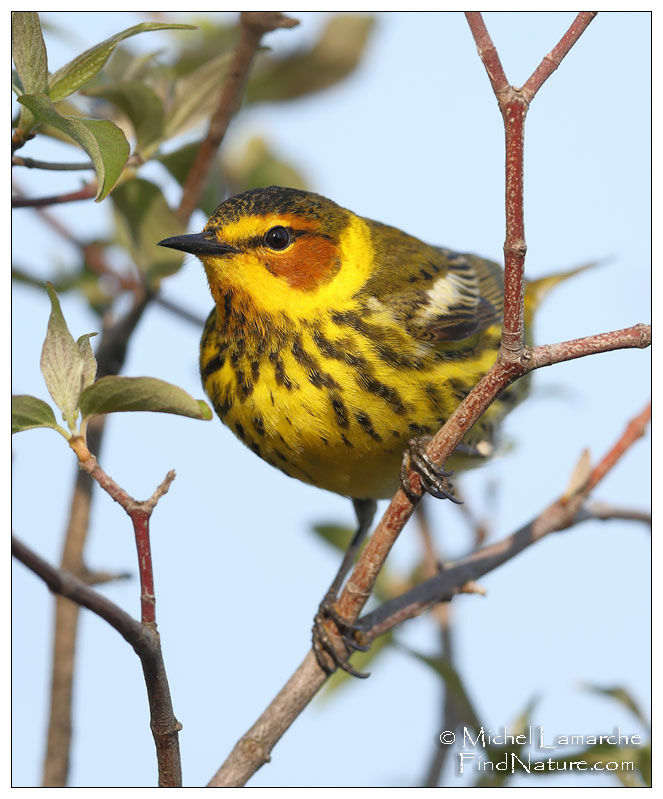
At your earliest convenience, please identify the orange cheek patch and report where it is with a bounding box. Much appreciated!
[266,236,341,291]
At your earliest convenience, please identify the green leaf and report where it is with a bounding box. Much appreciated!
[581,683,650,731]
[79,376,212,421]
[17,93,129,201]
[311,523,355,552]
[83,81,165,152]
[40,285,97,430]
[163,50,233,139]
[76,333,98,393]
[12,395,59,434]
[12,13,48,95]
[111,178,184,282]
[11,12,48,133]
[246,16,375,104]
[47,22,197,103]
[404,648,482,732]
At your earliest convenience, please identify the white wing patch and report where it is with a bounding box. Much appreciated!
[415,268,479,322]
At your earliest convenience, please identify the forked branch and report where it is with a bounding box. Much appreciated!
[208,12,649,787]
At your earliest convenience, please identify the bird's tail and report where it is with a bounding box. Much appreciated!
[524,260,602,328]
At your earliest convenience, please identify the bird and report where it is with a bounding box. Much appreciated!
[158,185,585,676]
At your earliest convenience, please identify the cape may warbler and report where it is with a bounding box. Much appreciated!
[159,185,582,675]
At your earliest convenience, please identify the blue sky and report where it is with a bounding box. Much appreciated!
[12,11,651,788]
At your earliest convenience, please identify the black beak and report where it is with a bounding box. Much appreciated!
[157,233,238,257]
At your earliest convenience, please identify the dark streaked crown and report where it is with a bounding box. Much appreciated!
[205,186,350,237]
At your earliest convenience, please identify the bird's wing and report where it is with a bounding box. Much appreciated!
[360,219,504,343]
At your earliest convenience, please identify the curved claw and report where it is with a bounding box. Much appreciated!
[312,602,371,679]
[400,437,464,505]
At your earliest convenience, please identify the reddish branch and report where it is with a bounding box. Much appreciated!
[209,12,649,786]
[68,436,174,627]
[32,433,180,783]
[465,11,597,356]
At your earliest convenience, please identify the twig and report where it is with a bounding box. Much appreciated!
[12,182,97,208]
[12,534,182,787]
[12,155,95,171]
[522,12,599,101]
[68,436,175,627]
[359,402,650,639]
[466,11,597,356]
[579,501,651,526]
[177,12,298,223]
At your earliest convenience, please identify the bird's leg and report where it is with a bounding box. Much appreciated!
[400,436,464,505]
[312,497,377,679]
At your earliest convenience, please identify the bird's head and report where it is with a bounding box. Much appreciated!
[158,186,372,314]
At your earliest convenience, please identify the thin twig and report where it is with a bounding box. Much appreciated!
[12,155,95,171]
[522,12,598,101]
[359,403,650,638]
[68,436,175,627]
[12,182,97,208]
[177,12,298,223]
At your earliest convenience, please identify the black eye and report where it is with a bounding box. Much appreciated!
[264,226,291,250]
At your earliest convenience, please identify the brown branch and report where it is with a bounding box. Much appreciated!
[584,402,650,493]
[177,12,298,223]
[12,182,97,208]
[42,415,105,786]
[13,534,182,787]
[580,501,651,526]
[359,402,651,640]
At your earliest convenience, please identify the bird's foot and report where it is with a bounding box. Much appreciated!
[312,591,370,679]
[400,436,463,505]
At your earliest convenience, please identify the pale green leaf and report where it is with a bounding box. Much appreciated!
[12,395,58,434]
[12,12,48,95]
[246,16,375,104]
[48,22,197,103]
[11,12,48,133]
[79,376,212,421]
[164,50,233,139]
[582,683,650,730]
[40,285,85,429]
[17,93,129,201]
[83,81,164,151]
[111,178,184,282]
[76,333,98,392]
